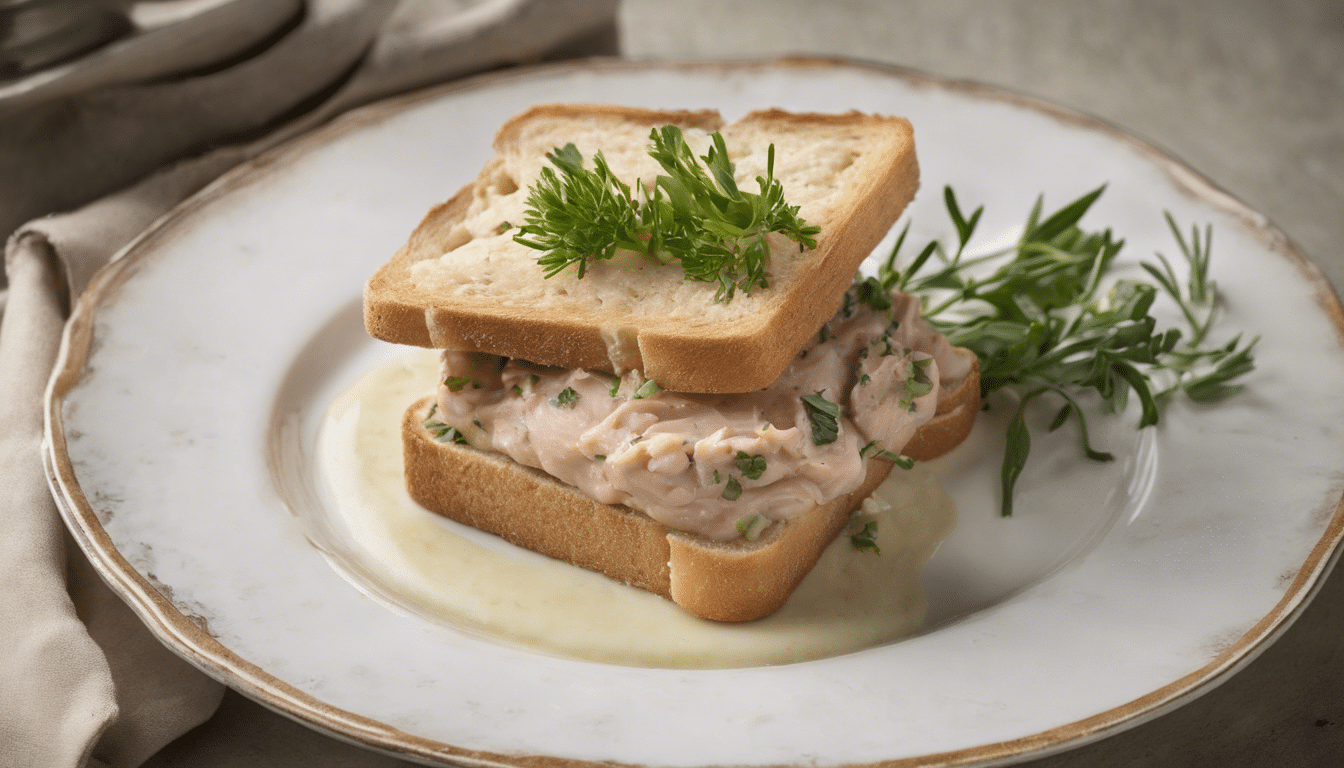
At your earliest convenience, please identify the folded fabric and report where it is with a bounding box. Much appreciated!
[0,1,618,766]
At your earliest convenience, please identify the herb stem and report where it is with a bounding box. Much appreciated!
[882,185,1255,516]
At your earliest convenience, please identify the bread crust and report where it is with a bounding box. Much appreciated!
[365,105,919,393]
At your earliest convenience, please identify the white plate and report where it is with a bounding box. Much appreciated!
[45,59,1344,766]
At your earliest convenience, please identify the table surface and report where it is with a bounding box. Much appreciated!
[145,1,1344,765]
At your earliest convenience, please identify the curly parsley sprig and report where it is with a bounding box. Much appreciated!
[513,125,820,303]
[883,186,1257,516]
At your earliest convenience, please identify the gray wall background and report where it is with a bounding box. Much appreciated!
[621,0,1344,293]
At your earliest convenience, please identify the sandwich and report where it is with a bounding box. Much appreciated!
[364,105,979,621]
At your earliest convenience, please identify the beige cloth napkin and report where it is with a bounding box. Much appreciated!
[0,1,617,766]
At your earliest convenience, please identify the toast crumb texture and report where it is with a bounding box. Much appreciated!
[366,104,920,393]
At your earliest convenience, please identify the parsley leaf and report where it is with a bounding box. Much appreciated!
[632,379,660,399]
[443,376,473,392]
[551,387,579,408]
[424,419,468,445]
[801,391,841,445]
[721,475,743,500]
[734,451,767,480]
[855,275,893,312]
[851,520,880,554]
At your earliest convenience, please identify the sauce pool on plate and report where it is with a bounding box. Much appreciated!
[316,351,956,668]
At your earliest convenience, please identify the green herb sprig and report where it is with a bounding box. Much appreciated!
[883,186,1257,516]
[851,520,881,554]
[513,126,820,303]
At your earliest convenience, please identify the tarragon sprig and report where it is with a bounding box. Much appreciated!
[883,186,1257,516]
[513,125,820,303]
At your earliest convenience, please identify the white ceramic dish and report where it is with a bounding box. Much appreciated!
[45,58,1344,766]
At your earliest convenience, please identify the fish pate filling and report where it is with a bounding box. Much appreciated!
[430,288,971,541]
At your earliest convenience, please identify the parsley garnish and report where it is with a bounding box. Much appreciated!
[906,358,933,397]
[884,185,1257,516]
[860,440,914,469]
[801,391,841,445]
[855,275,893,312]
[443,376,473,392]
[851,520,880,554]
[736,513,768,541]
[898,356,934,412]
[424,419,468,445]
[721,476,742,500]
[551,387,579,408]
[513,126,820,303]
[734,451,767,480]
[632,379,660,399]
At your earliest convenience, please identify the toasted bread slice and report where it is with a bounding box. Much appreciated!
[366,105,919,394]
[403,396,893,622]
[400,352,979,622]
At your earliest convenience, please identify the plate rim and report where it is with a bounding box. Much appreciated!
[42,54,1344,767]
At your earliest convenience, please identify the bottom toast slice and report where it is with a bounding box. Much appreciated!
[403,396,892,622]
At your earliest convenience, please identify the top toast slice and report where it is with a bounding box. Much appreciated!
[364,104,919,393]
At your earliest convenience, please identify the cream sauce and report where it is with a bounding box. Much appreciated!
[318,351,957,668]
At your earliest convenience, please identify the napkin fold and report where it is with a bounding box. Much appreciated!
[0,1,618,766]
